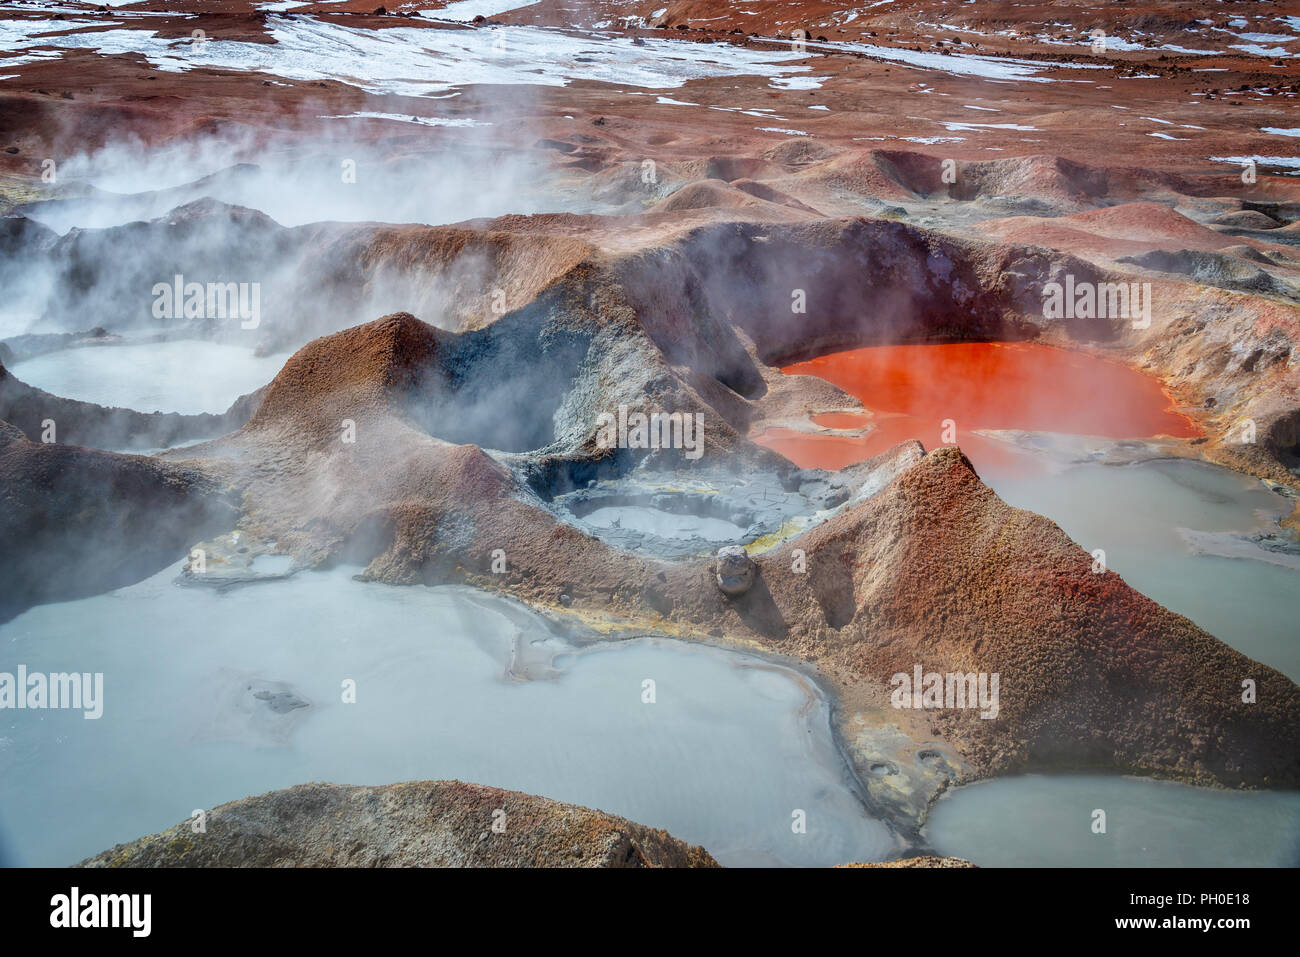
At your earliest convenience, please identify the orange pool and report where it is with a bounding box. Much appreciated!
[753,342,1199,474]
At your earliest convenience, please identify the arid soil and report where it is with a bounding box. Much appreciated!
[2,0,1299,858]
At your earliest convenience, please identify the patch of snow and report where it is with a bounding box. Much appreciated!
[940,121,1037,132]
[1211,155,1300,174]
[769,75,824,90]
[320,111,488,127]
[0,16,821,93]
[419,0,541,23]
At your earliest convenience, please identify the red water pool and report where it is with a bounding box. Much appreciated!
[753,341,1199,473]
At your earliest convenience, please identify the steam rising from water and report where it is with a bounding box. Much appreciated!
[26,121,565,234]
[1,93,566,360]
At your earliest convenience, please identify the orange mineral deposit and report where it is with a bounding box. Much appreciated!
[754,341,1199,473]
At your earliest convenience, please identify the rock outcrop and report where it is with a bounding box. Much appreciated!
[79,781,720,868]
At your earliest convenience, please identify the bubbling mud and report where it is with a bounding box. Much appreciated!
[579,506,748,544]
[754,342,1200,475]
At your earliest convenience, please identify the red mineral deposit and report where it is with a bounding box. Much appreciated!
[754,342,1199,473]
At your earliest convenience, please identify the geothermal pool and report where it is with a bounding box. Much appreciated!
[924,774,1300,867]
[580,505,747,541]
[754,341,1199,474]
[10,342,288,415]
[0,564,893,868]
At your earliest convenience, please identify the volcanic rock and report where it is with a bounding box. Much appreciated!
[714,544,756,596]
[79,781,720,868]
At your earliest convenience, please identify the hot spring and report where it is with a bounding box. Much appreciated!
[754,341,1298,680]
[0,563,895,868]
[754,341,1199,474]
[10,342,288,416]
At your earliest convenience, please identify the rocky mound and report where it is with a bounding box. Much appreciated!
[1117,248,1297,299]
[655,178,818,220]
[1211,210,1283,230]
[79,781,720,868]
[749,446,1300,788]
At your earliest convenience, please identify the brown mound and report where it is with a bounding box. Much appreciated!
[655,178,815,220]
[243,311,450,441]
[79,780,720,868]
[1212,210,1282,230]
[752,447,1300,787]
[976,201,1238,257]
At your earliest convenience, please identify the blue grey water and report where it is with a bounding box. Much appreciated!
[984,456,1299,682]
[923,774,1300,867]
[926,453,1300,866]
[11,342,289,415]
